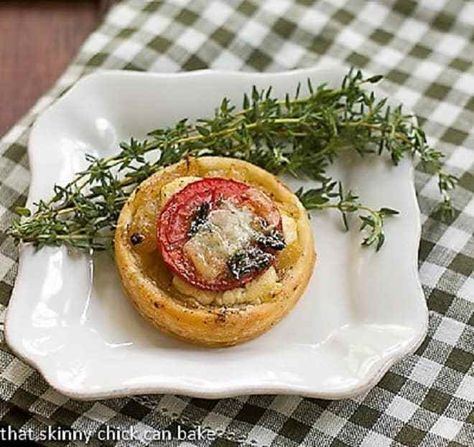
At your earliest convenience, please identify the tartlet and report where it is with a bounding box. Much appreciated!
[115,156,315,347]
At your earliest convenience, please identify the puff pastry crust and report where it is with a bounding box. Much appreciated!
[115,156,316,347]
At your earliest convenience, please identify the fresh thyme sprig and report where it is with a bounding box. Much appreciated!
[9,68,457,251]
[296,182,399,251]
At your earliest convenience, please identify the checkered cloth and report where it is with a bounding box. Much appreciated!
[0,0,472,445]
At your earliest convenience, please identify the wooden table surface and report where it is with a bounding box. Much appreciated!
[0,1,113,137]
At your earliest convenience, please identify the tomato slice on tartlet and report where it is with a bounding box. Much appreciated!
[157,177,285,291]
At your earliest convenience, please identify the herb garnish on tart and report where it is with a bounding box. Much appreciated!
[9,69,457,252]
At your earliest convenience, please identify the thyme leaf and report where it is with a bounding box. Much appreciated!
[228,247,274,280]
[187,202,211,237]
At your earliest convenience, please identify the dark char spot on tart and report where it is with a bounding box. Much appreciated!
[187,201,211,237]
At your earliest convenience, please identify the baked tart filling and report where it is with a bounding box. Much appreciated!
[159,177,285,291]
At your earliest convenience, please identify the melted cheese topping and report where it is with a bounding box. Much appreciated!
[183,202,257,281]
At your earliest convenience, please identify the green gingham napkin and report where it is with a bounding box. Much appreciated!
[0,1,473,445]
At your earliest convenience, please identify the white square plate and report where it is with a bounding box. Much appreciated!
[6,67,428,400]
